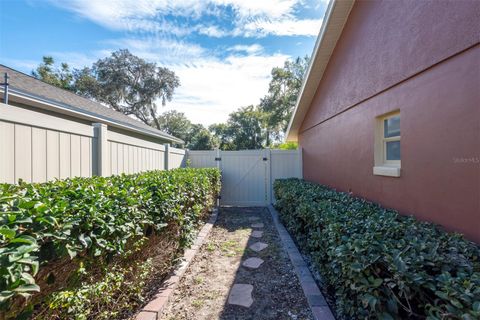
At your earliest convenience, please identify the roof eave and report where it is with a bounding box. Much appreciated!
[286,0,355,142]
[1,88,184,144]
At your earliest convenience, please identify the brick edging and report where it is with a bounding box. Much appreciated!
[136,208,219,320]
[267,205,335,320]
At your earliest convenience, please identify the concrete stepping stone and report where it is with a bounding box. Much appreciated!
[251,230,263,238]
[248,217,260,221]
[242,257,264,269]
[228,284,253,307]
[251,223,264,228]
[249,242,268,252]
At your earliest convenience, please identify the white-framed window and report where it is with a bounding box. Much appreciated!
[374,111,401,177]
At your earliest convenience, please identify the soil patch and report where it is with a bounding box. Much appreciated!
[160,207,313,320]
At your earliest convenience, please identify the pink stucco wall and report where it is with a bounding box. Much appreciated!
[299,0,480,242]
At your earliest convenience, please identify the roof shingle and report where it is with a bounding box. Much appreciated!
[0,64,182,143]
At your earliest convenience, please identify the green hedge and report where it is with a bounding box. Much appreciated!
[274,178,480,319]
[0,168,220,317]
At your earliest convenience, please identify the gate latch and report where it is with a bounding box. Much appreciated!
[262,157,268,161]
[215,157,221,161]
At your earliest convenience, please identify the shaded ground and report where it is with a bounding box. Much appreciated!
[161,207,313,320]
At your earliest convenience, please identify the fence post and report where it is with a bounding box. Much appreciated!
[215,148,221,206]
[92,123,108,176]
[215,148,221,170]
[184,149,189,168]
[164,143,170,170]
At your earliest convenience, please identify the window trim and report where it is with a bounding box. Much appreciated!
[374,111,401,177]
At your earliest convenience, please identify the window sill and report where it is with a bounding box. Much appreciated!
[373,166,401,177]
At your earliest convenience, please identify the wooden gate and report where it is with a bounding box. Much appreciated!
[188,149,302,206]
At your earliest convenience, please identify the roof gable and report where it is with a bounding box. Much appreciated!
[286,0,355,141]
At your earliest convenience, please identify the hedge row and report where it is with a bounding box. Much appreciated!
[274,178,480,319]
[0,168,221,317]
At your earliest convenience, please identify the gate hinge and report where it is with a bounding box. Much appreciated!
[215,157,221,161]
[217,195,222,199]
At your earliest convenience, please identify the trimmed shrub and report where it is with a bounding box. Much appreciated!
[274,178,480,319]
[0,168,220,319]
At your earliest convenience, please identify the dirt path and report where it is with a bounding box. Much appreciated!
[160,207,313,320]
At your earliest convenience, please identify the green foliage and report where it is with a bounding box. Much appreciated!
[32,53,308,149]
[157,110,216,149]
[157,110,193,143]
[32,50,180,129]
[274,178,480,319]
[188,123,216,150]
[208,105,268,150]
[80,49,180,129]
[260,56,309,140]
[207,56,309,150]
[0,168,221,315]
[208,123,236,150]
[48,259,154,320]
[31,56,74,91]
[275,141,298,150]
[223,105,267,150]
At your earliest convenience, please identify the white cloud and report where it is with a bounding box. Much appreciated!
[103,37,207,65]
[241,18,323,37]
[1,58,39,74]
[104,37,286,125]
[12,43,287,126]
[212,0,298,19]
[48,0,300,27]
[48,0,204,31]
[165,53,289,125]
[46,51,104,69]
[197,25,229,38]
[228,44,264,54]
[46,36,288,126]
[36,0,326,125]
[47,0,323,37]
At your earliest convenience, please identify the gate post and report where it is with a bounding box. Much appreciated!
[264,148,272,205]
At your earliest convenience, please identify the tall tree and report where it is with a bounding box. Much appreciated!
[72,67,100,99]
[77,49,180,129]
[32,56,74,91]
[260,56,309,143]
[33,50,180,129]
[187,124,216,150]
[156,110,192,143]
[156,110,215,150]
[224,105,267,150]
[209,123,235,150]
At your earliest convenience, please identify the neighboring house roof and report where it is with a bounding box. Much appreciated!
[286,0,355,141]
[0,64,184,144]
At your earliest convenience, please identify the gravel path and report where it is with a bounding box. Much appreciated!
[160,206,313,320]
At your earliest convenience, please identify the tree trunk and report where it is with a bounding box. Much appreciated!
[149,106,161,129]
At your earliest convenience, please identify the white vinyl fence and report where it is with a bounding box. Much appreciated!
[0,103,186,184]
[188,148,302,206]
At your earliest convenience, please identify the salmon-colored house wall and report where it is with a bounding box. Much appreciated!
[298,1,480,242]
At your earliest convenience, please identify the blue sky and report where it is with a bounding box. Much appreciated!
[0,0,327,125]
